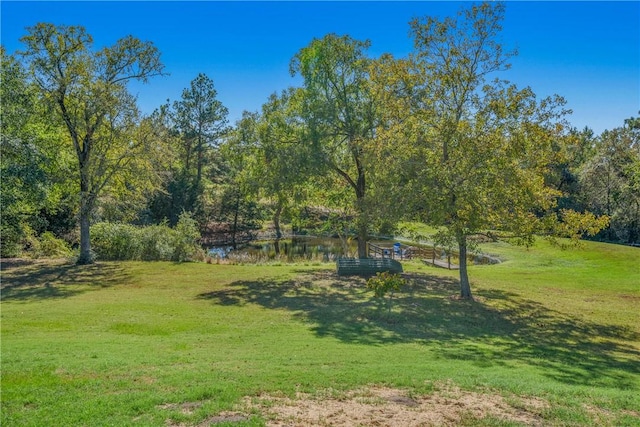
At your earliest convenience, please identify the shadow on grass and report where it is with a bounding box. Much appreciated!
[197,270,640,389]
[0,259,130,302]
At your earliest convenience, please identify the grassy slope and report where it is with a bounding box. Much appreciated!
[1,240,639,426]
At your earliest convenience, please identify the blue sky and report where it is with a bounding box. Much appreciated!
[2,1,638,134]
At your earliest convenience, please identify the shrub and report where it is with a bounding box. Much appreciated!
[139,224,175,261]
[366,272,405,315]
[17,229,74,259]
[36,232,73,258]
[91,222,141,260]
[366,272,405,297]
[172,212,202,262]
[91,215,202,262]
[1,223,23,258]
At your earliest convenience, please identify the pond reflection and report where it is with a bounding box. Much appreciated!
[209,236,357,262]
[208,236,500,265]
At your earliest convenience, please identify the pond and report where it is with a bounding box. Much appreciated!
[208,236,501,265]
[208,236,358,262]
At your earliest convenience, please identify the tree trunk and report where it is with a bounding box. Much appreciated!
[77,194,94,265]
[76,151,95,264]
[196,138,203,189]
[356,172,367,259]
[628,202,639,244]
[231,190,240,249]
[357,221,368,258]
[457,234,472,299]
[273,198,283,239]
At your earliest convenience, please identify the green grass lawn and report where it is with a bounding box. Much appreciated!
[1,239,639,426]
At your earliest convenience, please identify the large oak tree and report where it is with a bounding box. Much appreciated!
[19,23,165,263]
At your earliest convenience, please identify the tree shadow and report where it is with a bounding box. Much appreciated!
[1,259,131,302]
[197,269,640,389]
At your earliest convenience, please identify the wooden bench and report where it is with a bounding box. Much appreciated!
[336,257,403,276]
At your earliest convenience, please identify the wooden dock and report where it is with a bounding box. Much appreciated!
[421,258,459,270]
[368,242,459,269]
[367,242,413,260]
[367,241,499,270]
[336,257,403,276]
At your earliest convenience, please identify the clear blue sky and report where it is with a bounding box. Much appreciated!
[2,1,638,134]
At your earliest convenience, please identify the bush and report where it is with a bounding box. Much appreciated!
[0,223,22,257]
[366,272,405,298]
[91,222,142,260]
[172,212,202,262]
[21,230,73,259]
[139,224,174,261]
[91,215,202,262]
[36,232,73,258]
[366,272,405,315]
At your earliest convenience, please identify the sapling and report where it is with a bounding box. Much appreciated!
[366,272,405,315]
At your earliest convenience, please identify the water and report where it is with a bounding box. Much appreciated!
[209,236,357,262]
[208,236,502,264]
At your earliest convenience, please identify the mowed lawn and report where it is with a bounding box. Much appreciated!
[1,240,639,426]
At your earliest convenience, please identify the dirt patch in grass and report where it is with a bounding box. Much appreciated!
[242,384,549,426]
[160,401,250,426]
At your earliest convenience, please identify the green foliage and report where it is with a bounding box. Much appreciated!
[172,73,229,176]
[19,22,165,264]
[149,73,230,225]
[223,90,314,239]
[291,33,384,257]
[374,2,608,298]
[366,271,405,315]
[148,169,199,227]
[25,231,73,259]
[578,120,640,243]
[0,47,76,257]
[214,184,263,247]
[0,225,22,258]
[430,228,458,253]
[91,222,142,261]
[3,4,631,281]
[172,212,203,262]
[91,215,202,262]
[366,271,405,298]
[554,209,611,245]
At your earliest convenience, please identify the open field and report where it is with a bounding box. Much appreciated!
[1,240,639,426]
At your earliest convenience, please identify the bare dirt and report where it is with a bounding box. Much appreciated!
[240,383,549,427]
[161,382,553,426]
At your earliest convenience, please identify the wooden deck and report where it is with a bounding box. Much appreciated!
[421,258,459,270]
[336,258,403,276]
[366,240,497,271]
[368,242,414,260]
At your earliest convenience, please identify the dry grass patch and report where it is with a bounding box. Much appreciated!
[243,383,550,426]
[160,401,249,426]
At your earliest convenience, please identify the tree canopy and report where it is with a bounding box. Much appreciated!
[3,6,620,292]
[373,2,608,298]
[18,23,165,263]
[291,34,382,257]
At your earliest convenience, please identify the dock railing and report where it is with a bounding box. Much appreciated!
[367,241,499,270]
[367,242,456,269]
[368,242,415,260]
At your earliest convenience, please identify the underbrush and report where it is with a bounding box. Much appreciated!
[91,213,204,262]
[216,251,336,265]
